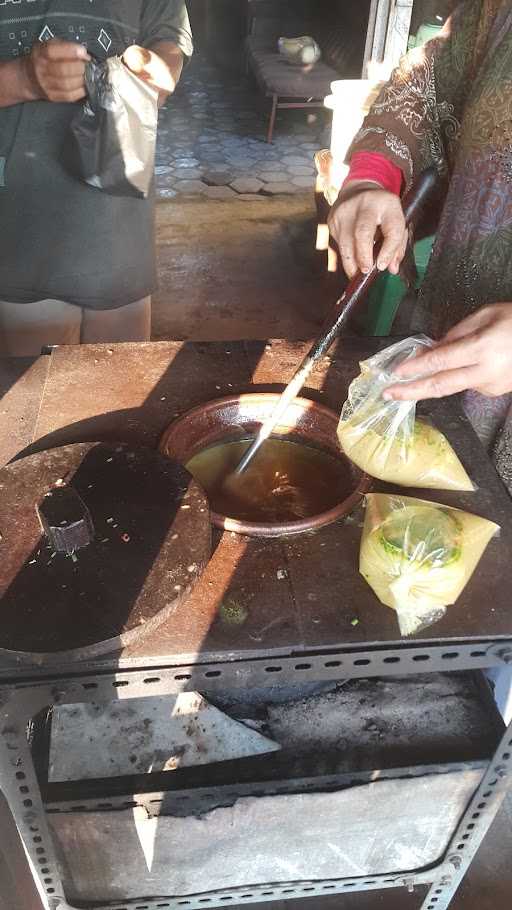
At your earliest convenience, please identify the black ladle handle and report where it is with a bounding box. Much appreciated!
[402,165,438,224]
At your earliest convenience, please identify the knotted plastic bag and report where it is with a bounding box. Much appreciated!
[278,36,322,65]
[337,336,473,491]
[64,56,159,198]
[360,493,499,636]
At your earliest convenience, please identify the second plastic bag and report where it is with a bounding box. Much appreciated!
[337,337,473,491]
[360,493,499,636]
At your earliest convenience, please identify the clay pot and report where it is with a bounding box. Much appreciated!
[160,394,371,537]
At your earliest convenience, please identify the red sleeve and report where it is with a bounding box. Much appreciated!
[343,151,403,196]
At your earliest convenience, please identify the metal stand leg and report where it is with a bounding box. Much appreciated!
[0,692,63,910]
[420,717,512,909]
[267,94,278,143]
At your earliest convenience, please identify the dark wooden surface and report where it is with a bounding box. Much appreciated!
[0,443,211,657]
[1,339,512,907]
[0,355,49,466]
[1,338,512,670]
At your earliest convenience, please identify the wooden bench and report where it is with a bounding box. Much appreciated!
[246,0,369,141]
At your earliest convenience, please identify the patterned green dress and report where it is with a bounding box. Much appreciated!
[349,0,512,490]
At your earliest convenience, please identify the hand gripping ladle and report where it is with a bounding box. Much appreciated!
[228,166,437,481]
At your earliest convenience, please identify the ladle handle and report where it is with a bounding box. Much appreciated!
[402,165,438,223]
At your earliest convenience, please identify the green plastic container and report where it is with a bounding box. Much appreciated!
[408,21,443,50]
[365,235,434,336]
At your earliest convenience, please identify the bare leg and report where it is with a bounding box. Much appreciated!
[0,299,81,356]
[80,297,152,344]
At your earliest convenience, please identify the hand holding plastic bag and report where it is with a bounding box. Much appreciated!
[360,493,499,636]
[64,56,159,198]
[337,336,473,491]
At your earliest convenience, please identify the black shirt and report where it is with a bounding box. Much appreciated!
[0,1,193,309]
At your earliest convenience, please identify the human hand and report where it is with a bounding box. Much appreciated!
[384,303,512,401]
[123,44,176,105]
[25,39,89,103]
[328,181,408,278]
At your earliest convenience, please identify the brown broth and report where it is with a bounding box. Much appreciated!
[186,437,355,523]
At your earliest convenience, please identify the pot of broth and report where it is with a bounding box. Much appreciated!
[160,394,371,537]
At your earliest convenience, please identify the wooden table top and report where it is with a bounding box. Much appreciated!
[1,338,512,671]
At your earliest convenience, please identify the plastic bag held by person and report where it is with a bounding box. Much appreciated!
[337,337,473,491]
[64,56,159,198]
[360,493,499,636]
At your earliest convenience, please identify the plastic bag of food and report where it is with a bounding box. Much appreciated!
[64,56,158,198]
[360,493,499,636]
[278,36,322,66]
[337,336,473,491]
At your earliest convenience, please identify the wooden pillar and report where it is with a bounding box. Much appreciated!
[363,0,414,75]
[383,0,414,69]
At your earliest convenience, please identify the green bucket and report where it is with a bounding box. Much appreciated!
[408,22,443,50]
[365,235,434,336]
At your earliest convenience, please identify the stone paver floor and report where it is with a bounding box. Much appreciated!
[155,54,332,200]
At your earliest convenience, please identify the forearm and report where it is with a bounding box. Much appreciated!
[0,58,39,108]
[349,1,479,187]
[147,40,184,105]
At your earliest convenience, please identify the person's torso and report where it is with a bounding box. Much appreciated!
[0,1,157,308]
[422,2,512,335]
[0,1,143,63]
[0,0,147,165]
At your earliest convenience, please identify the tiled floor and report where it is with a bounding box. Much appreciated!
[155,54,331,200]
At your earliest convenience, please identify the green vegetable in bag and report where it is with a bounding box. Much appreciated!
[360,494,499,636]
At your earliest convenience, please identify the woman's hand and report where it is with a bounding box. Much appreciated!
[327,181,408,278]
[384,303,512,401]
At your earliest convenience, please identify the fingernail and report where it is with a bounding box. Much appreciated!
[382,391,393,400]
[77,45,89,59]
[377,260,385,271]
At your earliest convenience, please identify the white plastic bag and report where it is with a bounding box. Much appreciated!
[360,493,500,636]
[337,336,473,491]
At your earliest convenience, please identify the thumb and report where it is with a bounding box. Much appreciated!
[122,44,174,93]
[122,44,151,74]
